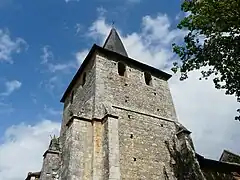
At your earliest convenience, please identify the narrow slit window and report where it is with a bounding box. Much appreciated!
[144,72,152,86]
[82,72,86,86]
[70,91,74,104]
[118,62,126,76]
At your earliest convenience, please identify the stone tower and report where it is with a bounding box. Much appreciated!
[25,28,240,180]
[58,28,187,180]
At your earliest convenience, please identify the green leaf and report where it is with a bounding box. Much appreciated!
[172,0,240,120]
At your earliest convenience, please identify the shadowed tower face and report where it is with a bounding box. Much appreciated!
[58,28,179,180]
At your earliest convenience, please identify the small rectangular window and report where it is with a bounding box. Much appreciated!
[81,72,86,86]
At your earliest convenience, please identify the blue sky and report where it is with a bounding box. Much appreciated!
[0,0,240,180]
[0,0,182,131]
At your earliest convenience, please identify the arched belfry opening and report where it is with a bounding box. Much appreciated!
[144,72,152,86]
[118,62,126,77]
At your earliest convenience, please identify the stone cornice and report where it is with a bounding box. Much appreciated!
[66,113,119,127]
[112,105,176,123]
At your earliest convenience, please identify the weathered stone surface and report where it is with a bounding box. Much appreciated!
[36,47,203,180]
[60,118,93,180]
[94,53,177,121]
[117,108,176,180]
[40,150,60,180]
[60,55,96,137]
[26,29,239,180]
[165,124,206,180]
[220,150,240,164]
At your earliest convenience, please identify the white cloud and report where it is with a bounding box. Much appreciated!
[76,49,88,66]
[88,17,112,41]
[30,93,37,104]
[142,14,186,45]
[75,23,82,35]
[40,45,77,73]
[86,14,240,159]
[44,105,62,116]
[0,80,22,96]
[0,120,60,180]
[0,12,238,180]
[39,46,77,95]
[41,45,53,64]
[96,7,107,17]
[88,14,185,69]
[40,75,67,96]
[48,62,76,73]
[170,71,240,159]
[41,76,62,94]
[45,76,58,91]
[0,29,27,63]
[65,0,79,3]
[0,102,14,114]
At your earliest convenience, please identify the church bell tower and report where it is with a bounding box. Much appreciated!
[26,27,239,180]
[57,28,183,179]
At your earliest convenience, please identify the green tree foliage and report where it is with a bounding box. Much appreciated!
[172,0,240,120]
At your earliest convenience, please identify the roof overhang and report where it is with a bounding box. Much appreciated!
[196,153,240,173]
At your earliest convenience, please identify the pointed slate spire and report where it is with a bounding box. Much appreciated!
[103,28,128,57]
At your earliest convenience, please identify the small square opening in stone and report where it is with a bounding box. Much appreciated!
[133,157,137,161]
[130,134,133,138]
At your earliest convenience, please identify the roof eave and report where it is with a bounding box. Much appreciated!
[60,44,98,103]
[98,46,172,80]
[197,153,240,172]
[60,44,172,103]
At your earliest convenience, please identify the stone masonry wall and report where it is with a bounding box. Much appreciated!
[94,53,177,121]
[102,118,110,180]
[60,54,96,180]
[56,50,202,180]
[116,107,177,180]
[40,152,60,180]
[60,118,93,180]
[93,52,179,179]
[60,54,96,136]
